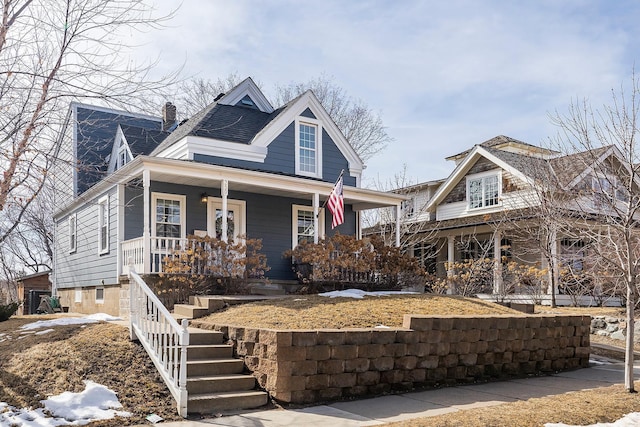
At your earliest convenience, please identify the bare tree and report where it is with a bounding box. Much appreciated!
[175,73,243,117]
[0,0,180,293]
[0,0,177,249]
[549,75,640,392]
[274,74,392,162]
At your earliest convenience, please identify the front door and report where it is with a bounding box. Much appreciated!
[207,198,246,242]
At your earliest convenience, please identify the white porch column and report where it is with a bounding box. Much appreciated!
[447,235,455,295]
[313,193,319,244]
[493,230,503,295]
[221,179,228,243]
[395,204,401,247]
[142,170,151,274]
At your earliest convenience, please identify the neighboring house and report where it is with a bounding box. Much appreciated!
[52,78,405,316]
[16,271,52,315]
[392,135,628,304]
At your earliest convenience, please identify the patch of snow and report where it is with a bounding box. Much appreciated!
[0,380,129,427]
[35,329,55,336]
[374,325,391,329]
[319,289,417,299]
[545,412,640,427]
[20,314,121,331]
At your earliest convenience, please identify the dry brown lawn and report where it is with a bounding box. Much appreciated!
[0,296,636,426]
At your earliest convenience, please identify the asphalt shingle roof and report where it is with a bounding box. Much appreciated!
[119,125,170,156]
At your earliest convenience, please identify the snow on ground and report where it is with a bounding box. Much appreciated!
[0,380,130,426]
[19,313,121,331]
[545,413,640,427]
[319,289,417,299]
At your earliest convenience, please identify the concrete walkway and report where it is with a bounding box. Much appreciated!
[135,355,635,427]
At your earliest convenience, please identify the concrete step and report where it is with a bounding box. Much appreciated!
[187,344,234,360]
[174,304,209,319]
[188,328,224,345]
[249,284,287,295]
[189,295,226,312]
[187,390,268,414]
[187,358,245,376]
[187,374,256,394]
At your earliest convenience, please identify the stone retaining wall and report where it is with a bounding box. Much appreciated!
[194,314,591,405]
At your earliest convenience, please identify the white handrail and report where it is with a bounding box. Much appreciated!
[128,265,189,417]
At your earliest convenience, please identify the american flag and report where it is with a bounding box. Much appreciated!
[327,175,344,229]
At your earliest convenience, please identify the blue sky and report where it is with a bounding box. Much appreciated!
[135,0,640,186]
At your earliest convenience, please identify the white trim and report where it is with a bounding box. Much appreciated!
[95,287,104,304]
[216,78,274,113]
[74,287,82,303]
[68,213,77,253]
[116,184,125,277]
[206,197,246,242]
[295,117,323,178]
[465,169,502,211]
[97,195,109,255]
[292,204,325,249]
[151,192,187,240]
[187,136,267,162]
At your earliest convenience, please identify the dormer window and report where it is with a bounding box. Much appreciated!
[467,171,500,209]
[295,117,322,178]
[116,141,131,170]
[592,174,628,203]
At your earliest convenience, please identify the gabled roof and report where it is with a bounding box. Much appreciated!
[151,77,364,177]
[549,145,613,189]
[425,143,537,212]
[446,135,559,163]
[120,125,170,156]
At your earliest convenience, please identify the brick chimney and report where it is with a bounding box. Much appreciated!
[162,102,177,131]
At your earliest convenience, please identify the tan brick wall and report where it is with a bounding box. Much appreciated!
[194,314,591,405]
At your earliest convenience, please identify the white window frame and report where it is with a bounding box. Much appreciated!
[292,204,325,248]
[97,195,109,255]
[151,192,187,240]
[69,213,77,253]
[295,117,323,179]
[592,174,627,202]
[95,287,104,304]
[466,170,501,210]
[116,141,132,170]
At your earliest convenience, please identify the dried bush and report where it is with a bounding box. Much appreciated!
[284,233,427,292]
[150,235,269,308]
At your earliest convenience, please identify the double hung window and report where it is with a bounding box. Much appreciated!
[295,117,322,178]
[467,173,500,209]
[98,196,109,254]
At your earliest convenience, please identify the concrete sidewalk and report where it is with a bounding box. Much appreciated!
[138,355,634,427]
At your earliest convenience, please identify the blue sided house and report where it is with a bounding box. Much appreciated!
[52,77,405,316]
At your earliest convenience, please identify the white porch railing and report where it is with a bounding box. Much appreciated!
[122,237,189,275]
[128,267,189,417]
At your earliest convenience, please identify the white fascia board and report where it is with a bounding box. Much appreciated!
[106,126,125,173]
[252,91,364,177]
[217,78,274,113]
[186,136,267,162]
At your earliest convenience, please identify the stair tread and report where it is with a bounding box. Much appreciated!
[188,390,267,400]
[187,374,255,381]
[187,358,243,364]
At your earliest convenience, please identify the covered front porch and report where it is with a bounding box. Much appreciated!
[115,156,406,279]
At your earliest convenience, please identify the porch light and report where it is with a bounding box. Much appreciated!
[200,193,208,203]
